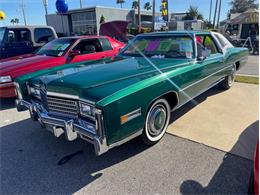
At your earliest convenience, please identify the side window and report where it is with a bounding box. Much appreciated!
[203,36,218,54]
[196,35,205,57]
[73,39,103,55]
[34,28,55,43]
[8,29,31,42]
[214,33,233,48]
[100,38,113,51]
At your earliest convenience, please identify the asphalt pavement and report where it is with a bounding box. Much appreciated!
[0,95,253,194]
[238,55,259,76]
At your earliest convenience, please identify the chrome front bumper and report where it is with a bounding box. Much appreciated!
[16,99,109,156]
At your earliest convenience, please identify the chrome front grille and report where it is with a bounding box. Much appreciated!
[47,96,78,117]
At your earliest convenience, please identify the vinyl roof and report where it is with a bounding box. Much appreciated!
[141,31,211,36]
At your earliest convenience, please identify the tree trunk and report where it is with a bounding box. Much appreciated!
[138,0,141,33]
[217,0,222,29]
[213,0,219,28]
[209,0,212,24]
[152,0,155,32]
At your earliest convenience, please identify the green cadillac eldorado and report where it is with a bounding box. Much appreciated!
[15,31,249,155]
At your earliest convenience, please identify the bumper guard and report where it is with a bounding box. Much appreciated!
[16,99,109,155]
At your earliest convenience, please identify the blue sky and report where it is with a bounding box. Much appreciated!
[0,0,231,26]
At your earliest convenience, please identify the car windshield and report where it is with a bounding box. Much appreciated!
[36,38,75,57]
[0,27,6,43]
[121,35,194,59]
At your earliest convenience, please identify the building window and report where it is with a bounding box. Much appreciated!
[71,12,97,35]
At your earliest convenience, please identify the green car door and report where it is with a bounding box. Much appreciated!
[174,34,225,107]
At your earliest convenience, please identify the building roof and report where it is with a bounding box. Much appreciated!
[228,9,259,24]
[4,25,53,29]
[47,5,161,16]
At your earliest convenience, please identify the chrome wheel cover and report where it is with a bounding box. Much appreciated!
[228,66,236,86]
[147,104,167,137]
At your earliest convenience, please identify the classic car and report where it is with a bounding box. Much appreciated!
[0,36,124,98]
[15,31,249,155]
[0,25,57,59]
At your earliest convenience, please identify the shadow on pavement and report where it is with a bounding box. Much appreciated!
[0,98,16,111]
[0,85,253,194]
[180,121,259,194]
[0,118,149,194]
[170,85,224,123]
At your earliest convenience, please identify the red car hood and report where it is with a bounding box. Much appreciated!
[0,54,61,78]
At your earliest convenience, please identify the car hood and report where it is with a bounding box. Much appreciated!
[0,54,57,78]
[35,57,192,102]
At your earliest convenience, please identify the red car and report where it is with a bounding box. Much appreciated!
[0,36,125,98]
[249,142,259,195]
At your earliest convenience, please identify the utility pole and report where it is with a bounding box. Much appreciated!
[216,0,222,29]
[138,0,141,33]
[213,0,219,29]
[209,0,212,25]
[152,0,155,32]
[21,0,27,25]
[80,0,83,8]
[43,0,48,24]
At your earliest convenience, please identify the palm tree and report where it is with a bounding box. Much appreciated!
[182,6,203,20]
[116,0,125,8]
[15,18,19,24]
[100,15,105,24]
[10,18,19,25]
[10,19,15,25]
[132,0,139,9]
[144,2,152,11]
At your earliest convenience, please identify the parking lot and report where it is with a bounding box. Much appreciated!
[238,55,259,76]
[0,81,258,194]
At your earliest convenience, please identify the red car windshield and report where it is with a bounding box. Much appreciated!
[36,38,75,57]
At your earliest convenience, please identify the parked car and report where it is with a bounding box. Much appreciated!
[0,36,125,98]
[15,31,248,155]
[249,142,259,195]
[0,25,57,59]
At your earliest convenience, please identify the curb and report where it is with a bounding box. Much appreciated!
[235,75,259,84]
[236,74,259,78]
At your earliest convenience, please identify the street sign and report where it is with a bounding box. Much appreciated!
[161,0,168,22]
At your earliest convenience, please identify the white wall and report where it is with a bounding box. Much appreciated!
[46,14,70,36]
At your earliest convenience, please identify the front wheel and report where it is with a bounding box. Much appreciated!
[219,65,236,90]
[142,98,171,145]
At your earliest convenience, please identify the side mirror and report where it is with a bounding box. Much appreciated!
[198,48,210,61]
[197,56,206,61]
[69,50,80,57]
